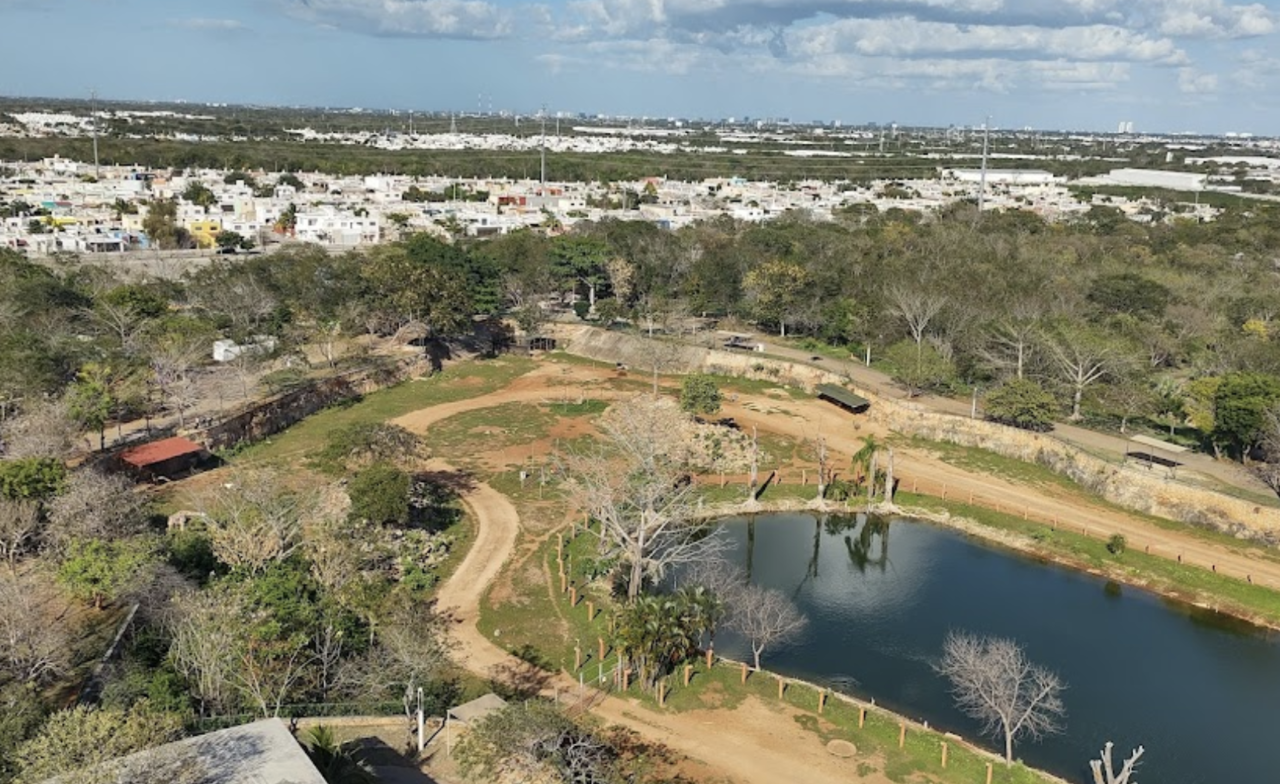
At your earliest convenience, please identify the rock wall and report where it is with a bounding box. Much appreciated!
[555,324,1280,544]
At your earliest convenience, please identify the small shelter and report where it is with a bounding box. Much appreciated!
[119,436,208,481]
[816,383,871,414]
[445,693,508,754]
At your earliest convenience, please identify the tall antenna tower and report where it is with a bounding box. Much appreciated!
[450,113,457,134]
[90,89,100,179]
[977,117,990,215]
[539,104,547,188]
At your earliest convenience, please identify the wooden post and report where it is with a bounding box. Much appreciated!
[587,600,595,621]
[560,573,567,593]
[818,690,826,714]
[706,648,713,668]
[598,637,605,661]
[569,586,577,606]
[940,741,948,768]
[912,478,917,493]
[740,662,748,684]
[622,670,629,691]
[858,707,865,728]
[941,484,947,500]
[575,644,581,670]
[777,678,785,699]
[1023,506,1028,520]
[659,680,666,707]
[898,723,905,748]
[684,664,692,686]
[986,762,993,784]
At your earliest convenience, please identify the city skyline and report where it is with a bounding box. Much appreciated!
[2,0,1280,135]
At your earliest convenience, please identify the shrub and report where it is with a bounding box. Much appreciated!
[573,300,591,320]
[680,374,723,416]
[348,462,411,525]
[983,379,1057,432]
[1107,534,1127,555]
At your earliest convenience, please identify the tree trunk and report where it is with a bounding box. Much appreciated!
[1071,385,1084,420]
[753,646,762,670]
[867,453,878,501]
[885,449,895,504]
[1004,728,1014,764]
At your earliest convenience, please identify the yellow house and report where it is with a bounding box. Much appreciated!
[187,218,223,248]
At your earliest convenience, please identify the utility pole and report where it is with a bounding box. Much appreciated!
[90,89,100,179]
[450,112,457,134]
[977,116,990,215]
[540,103,547,189]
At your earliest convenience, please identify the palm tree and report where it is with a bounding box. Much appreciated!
[851,436,880,499]
[301,725,379,784]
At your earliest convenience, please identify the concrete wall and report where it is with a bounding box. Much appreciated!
[554,324,1280,545]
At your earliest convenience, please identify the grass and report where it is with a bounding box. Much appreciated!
[479,517,1050,784]
[427,402,558,457]
[893,436,1078,491]
[230,356,535,466]
[895,491,1280,626]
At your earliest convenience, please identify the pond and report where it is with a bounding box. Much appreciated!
[694,513,1280,784]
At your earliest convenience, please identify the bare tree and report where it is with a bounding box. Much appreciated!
[1090,741,1144,784]
[935,631,1066,764]
[166,587,242,717]
[190,469,305,575]
[0,396,81,459]
[980,304,1042,380]
[1041,325,1126,421]
[888,286,947,354]
[0,570,73,684]
[808,435,831,509]
[563,396,718,600]
[341,605,454,721]
[148,336,203,429]
[0,498,42,565]
[46,468,147,549]
[728,582,808,670]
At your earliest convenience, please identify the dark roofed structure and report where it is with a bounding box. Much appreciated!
[119,436,208,481]
[816,384,871,414]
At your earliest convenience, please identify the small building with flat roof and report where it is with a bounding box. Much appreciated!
[816,383,871,414]
[119,436,208,481]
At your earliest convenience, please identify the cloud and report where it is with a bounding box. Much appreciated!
[168,18,250,33]
[285,0,515,39]
[1177,66,1220,92]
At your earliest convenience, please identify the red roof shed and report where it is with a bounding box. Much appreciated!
[120,436,207,480]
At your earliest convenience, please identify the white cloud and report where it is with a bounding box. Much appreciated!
[1178,66,1220,92]
[285,0,515,39]
[787,19,1186,64]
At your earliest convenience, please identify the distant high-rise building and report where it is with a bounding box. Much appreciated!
[1118,120,1134,134]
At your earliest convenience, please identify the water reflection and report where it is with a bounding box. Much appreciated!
[690,513,1280,784]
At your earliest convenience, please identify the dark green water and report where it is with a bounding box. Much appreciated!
[696,513,1280,784]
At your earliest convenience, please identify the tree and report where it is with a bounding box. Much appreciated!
[615,593,704,687]
[166,585,243,717]
[935,631,1066,764]
[887,286,947,356]
[67,366,114,450]
[192,468,305,575]
[0,397,80,460]
[146,331,205,429]
[1042,324,1126,421]
[0,496,40,564]
[1213,372,1280,457]
[679,373,722,417]
[214,230,252,253]
[13,700,186,783]
[454,701,618,784]
[314,422,423,474]
[301,725,378,784]
[347,462,411,526]
[1088,273,1170,319]
[141,198,187,249]
[743,258,810,336]
[1090,741,1145,784]
[46,468,147,548]
[57,538,156,610]
[883,339,954,397]
[563,396,716,600]
[182,181,217,211]
[983,379,1056,432]
[0,458,66,501]
[728,582,808,670]
[0,570,73,684]
[361,241,473,337]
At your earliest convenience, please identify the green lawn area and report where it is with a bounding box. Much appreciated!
[229,356,535,466]
[895,491,1280,626]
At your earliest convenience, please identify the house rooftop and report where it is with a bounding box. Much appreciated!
[119,436,206,468]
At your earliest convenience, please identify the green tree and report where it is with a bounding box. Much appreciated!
[67,366,114,450]
[347,462,411,526]
[13,699,185,783]
[550,234,611,309]
[0,458,67,501]
[1213,372,1280,457]
[680,374,722,417]
[742,258,810,337]
[1087,273,1171,319]
[214,230,252,252]
[362,239,473,336]
[57,538,156,610]
[616,593,703,687]
[983,379,1057,432]
[182,181,217,211]
[883,339,955,397]
[141,198,187,249]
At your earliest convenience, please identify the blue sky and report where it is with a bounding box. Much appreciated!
[3,0,1280,134]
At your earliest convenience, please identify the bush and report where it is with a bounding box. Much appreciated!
[348,462,411,525]
[573,300,591,320]
[983,379,1057,432]
[680,373,723,416]
[1107,534,1127,555]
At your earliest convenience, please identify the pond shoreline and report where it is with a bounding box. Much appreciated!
[692,494,1280,635]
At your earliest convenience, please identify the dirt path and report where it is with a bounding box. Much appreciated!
[436,468,891,784]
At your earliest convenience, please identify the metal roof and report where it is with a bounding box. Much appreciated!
[815,383,871,412]
[119,436,206,468]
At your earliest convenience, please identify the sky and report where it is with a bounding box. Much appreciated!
[3,0,1280,134]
